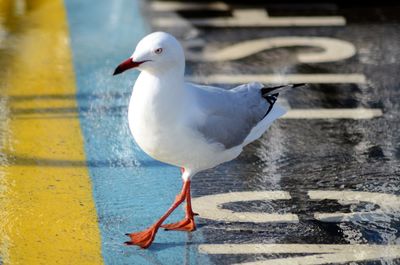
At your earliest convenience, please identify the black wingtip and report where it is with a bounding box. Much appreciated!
[261,83,307,98]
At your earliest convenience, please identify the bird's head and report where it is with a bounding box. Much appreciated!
[113,32,185,76]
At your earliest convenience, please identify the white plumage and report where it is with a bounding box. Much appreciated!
[126,32,287,180]
[113,31,298,248]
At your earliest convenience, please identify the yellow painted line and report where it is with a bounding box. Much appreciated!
[0,0,103,264]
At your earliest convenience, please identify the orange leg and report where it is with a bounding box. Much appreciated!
[161,179,196,232]
[125,180,190,248]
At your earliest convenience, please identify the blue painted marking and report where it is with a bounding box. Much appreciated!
[64,0,211,264]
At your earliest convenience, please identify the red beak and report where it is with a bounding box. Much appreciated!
[113,58,146,75]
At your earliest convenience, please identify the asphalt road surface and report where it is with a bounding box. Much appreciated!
[149,1,400,265]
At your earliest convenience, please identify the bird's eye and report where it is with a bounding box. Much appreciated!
[154,48,163,54]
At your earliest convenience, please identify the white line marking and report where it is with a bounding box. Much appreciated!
[308,190,400,222]
[314,212,395,223]
[150,2,347,29]
[188,74,367,84]
[187,37,356,63]
[192,191,299,223]
[153,7,346,27]
[153,16,347,27]
[198,244,400,265]
[232,9,268,19]
[283,108,383,120]
[151,1,229,12]
[308,190,400,209]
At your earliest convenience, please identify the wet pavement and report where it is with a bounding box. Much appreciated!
[149,1,400,264]
[0,0,399,265]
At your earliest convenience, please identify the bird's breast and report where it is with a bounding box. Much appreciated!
[128,85,186,163]
[126,74,226,168]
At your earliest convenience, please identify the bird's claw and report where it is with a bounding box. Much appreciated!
[125,226,157,249]
[161,217,196,232]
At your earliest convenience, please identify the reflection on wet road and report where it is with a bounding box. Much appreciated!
[0,0,399,265]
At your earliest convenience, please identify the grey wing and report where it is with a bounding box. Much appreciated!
[191,82,270,149]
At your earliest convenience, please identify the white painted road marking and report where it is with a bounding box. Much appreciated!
[195,190,399,264]
[187,37,356,63]
[198,244,400,265]
[309,190,400,222]
[193,190,397,224]
[194,191,400,263]
[153,8,346,27]
[191,191,299,223]
[151,1,229,12]
[188,74,367,84]
[283,108,383,120]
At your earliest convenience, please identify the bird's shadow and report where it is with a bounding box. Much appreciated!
[144,226,208,251]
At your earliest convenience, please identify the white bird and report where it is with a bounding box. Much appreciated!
[113,32,304,248]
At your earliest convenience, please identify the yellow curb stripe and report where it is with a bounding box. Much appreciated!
[0,0,103,264]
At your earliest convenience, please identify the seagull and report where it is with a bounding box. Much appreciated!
[113,31,304,248]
